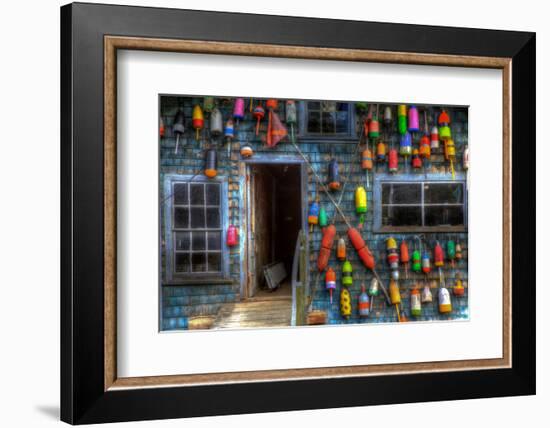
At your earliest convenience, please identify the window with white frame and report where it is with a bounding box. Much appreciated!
[374,177,467,232]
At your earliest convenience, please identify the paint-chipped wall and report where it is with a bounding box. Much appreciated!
[160,96,468,330]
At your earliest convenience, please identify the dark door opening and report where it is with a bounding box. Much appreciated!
[249,163,302,299]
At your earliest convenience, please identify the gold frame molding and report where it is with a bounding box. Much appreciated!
[104,35,512,391]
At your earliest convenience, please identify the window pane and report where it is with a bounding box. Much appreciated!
[191,253,207,272]
[336,111,348,133]
[307,111,320,133]
[382,206,422,227]
[208,253,221,272]
[175,231,190,250]
[173,183,188,205]
[206,207,220,228]
[336,102,349,111]
[190,207,205,228]
[192,231,206,250]
[425,206,464,226]
[307,101,320,110]
[208,231,221,250]
[322,112,335,133]
[175,253,190,273]
[424,183,464,204]
[190,183,204,205]
[174,207,189,228]
[205,183,220,205]
[382,183,422,205]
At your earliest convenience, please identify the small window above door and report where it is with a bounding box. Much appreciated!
[298,101,356,139]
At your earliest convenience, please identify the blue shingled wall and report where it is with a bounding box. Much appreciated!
[160,96,468,330]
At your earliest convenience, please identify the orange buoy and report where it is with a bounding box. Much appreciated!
[336,237,346,261]
[317,225,336,272]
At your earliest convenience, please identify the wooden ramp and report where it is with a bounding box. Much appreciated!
[213,297,292,329]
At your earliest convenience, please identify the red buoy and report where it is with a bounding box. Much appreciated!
[347,227,375,270]
[317,225,336,272]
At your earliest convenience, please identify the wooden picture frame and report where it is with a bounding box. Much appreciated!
[61,2,535,424]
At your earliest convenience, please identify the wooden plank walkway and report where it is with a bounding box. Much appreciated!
[212,297,292,329]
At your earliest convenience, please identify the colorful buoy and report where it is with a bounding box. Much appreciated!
[204,149,217,178]
[253,105,265,136]
[337,237,347,261]
[233,98,245,124]
[411,287,422,317]
[326,267,336,304]
[328,158,341,190]
[358,284,371,317]
[210,107,223,137]
[408,105,420,132]
[192,104,204,141]
[355,186,367,227]
[342,260,353,287]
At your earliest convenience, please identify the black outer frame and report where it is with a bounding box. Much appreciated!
[60,2,535,424]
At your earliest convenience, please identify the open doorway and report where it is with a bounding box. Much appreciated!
[247,163,303,299]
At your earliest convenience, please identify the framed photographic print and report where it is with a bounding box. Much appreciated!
[61,2,536,424]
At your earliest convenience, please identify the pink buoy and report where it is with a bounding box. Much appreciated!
[408,105,419,132]
[233,98,245,124]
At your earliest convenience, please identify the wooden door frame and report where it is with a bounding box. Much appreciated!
[241,155,308,300]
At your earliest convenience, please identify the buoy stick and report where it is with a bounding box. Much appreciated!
[196,128,199,141]
[175,134,180,155]
[396,304,401,322]
[329,289,333,304]
[450,159,455,179]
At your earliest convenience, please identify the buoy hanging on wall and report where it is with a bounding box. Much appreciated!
[328,158,341,190]
[389,279,401,305]
[444,139,456,179]
[253,105,265,136]
[172,108,186,155]
[388,148,398,173]
[224,119,234,142]
[358,284,370,317]
[233,98,245,125]
[400,240,410,279]
[192,105,204,141]
[412,248,421,272]
[355,186,367,227]
[399,132,412,157]
[397,104,407,135]
[438,286,453,314]
[240,144,253,158]
[286,100,297,143]
[408,105,420,132]
[210,107,223,138]
[422,251,431,274]
[411,287,422,317]
[204,149,217,178]
[317,225,336,272]
[342,260,353,287]
[340,287,352,319]
[422,282,433,303]
[308,200,319,231]
[337,237,347,261]
[319,206,328,231]
[412,148,422,169]
[376,141,387,162]
[325,267,336,304]
[453,272,465,296]
[226,224,238,247]
[438,109,452,140]
[159,117,165,138]
[383,106,393,128]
